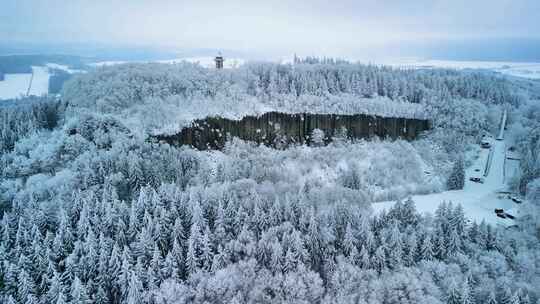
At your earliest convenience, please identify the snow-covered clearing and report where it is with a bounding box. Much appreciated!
[0,72,32,100]
[27,66,49,97]
[373,111,522,226]
[0,66,49,100]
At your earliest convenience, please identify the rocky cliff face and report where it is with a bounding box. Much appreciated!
[155,112,431,150]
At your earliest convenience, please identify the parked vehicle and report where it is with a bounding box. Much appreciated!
[481,141,491,148]
[506,225,519,230]
[496,213,507,219]
[494,208,504,214]
[510,196,523,204]
[505,213,515,220]
[470,177,484,183]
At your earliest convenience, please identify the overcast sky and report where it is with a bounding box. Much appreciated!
[2,0,540,59]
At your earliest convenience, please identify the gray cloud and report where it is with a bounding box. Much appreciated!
[1,0,539,58]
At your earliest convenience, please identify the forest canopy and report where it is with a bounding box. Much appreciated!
[0,61,539,304]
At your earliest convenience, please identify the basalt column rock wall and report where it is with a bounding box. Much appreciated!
[155,112,431,150]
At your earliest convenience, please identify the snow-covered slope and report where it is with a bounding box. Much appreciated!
[0,73,32,100]
[27,66,49,97]
[0,66,50,100]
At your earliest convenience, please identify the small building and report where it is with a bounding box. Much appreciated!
[215,55,224,69]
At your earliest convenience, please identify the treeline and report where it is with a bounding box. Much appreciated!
[63,61,522,115]
[292,55,351,65]
[49,69,73,95]
[244,62,521,104]
[511,100,540,195]
[0,97,65,152]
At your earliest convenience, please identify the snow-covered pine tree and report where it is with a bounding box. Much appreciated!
[126,271,144,304]
[447,156,465,190]
[446,281,461,304]
[310,128,325,147]
[70,277,90,304]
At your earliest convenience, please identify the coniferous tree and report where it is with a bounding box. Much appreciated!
[461,279,474,304]
[510,292,521,304]
[447,156,465,190]
[126,271,144,304]
[500,287,513,304]
[70,277,90,304]
[94,286,109,304]
[342,223,356,257]
[310,128,325,147]
[118,248,132,301]
[185,236,198,276]
[17,269,36,304]
[372,246,386,273]
[487,290,498,304]
[3,295,16,304]
[45,271,64,304]
[359,245,370,269]
[446,282,461,304]
[420,233,435,261]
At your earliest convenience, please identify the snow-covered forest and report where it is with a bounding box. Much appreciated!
[1,60,540,304]
[61,61,516,135]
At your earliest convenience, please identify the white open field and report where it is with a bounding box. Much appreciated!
[0,66,50,100]
[0,73,32,100]
[383,58,540,79]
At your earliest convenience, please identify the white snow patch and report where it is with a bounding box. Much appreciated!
[89,61,128,67]
[382,59,540,79]
[0,66,52,100]
[27,66,50,97]
[0,73,32,100]
[46,63,85,74]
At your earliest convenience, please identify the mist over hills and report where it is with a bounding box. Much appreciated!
[2,37,540,63]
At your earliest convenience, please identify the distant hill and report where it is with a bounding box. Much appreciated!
[0,54,87,74]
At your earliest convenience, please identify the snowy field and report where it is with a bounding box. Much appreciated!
[0,66,50,100]
[0,72,32,99]
[383,58,540,79]
[373,122,523,226]
[27,66,49,96]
